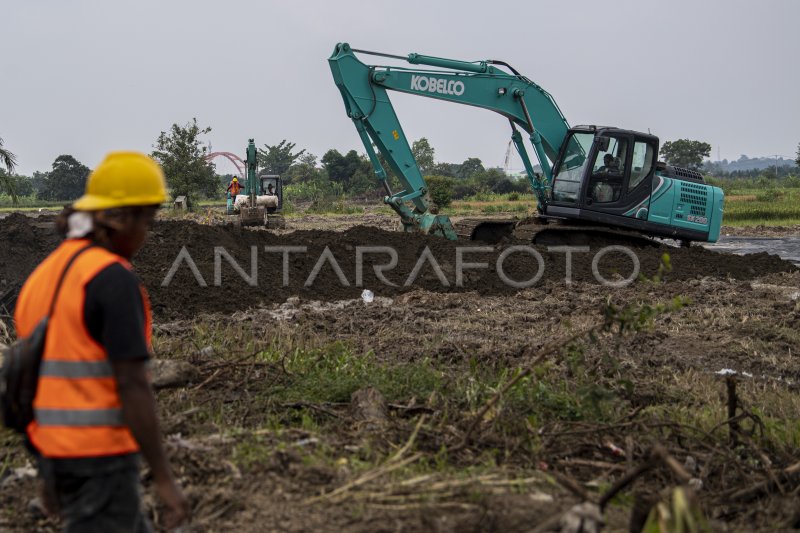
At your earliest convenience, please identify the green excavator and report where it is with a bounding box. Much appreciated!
[234,139,286,228]
[328,43,724,246]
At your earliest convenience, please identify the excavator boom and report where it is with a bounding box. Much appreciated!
[329,43,570,236]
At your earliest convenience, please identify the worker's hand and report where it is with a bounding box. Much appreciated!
[155,476,190,529]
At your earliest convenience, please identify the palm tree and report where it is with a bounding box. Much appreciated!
[0,136,18,204]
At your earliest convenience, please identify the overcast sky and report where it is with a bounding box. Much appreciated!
[2,0,798,176]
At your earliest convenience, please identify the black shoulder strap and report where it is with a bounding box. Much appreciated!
[46,244,95,317]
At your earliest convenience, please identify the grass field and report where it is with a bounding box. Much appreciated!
[445,190,800,227]
[722,188,800,226]
[4,188,800,227]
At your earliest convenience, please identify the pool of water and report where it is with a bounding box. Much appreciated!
[703,236,800,267]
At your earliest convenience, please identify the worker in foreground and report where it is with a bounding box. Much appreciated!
[14,152,189,531]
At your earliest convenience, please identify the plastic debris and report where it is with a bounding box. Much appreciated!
[361,289,374,303]
[715,369,754,378]
[559,502,604,533]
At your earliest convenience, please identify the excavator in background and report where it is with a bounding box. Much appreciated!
[328,43,724,246]
[233,139,285,228]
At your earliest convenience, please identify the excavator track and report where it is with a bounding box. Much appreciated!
[454,216,660,247]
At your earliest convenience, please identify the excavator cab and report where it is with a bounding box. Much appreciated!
[548,126,723,244]
[551,127,652,212]
[259,175,283,213]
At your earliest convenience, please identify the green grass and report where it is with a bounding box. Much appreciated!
[723,188,800,226]
[5,186,800,228]
[461,192,536,203]
[260,341,444,404]
[0,194,65,211]
[0,206,63,213]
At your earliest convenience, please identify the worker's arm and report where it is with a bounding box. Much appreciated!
[114,360,189,527]
[114,360,171,481]
[85,265,189,527]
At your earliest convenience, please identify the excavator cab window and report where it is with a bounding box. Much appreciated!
[258,175,283,212]
[552,131,594,203]
[627,140,655,192]
[589,137,628,203]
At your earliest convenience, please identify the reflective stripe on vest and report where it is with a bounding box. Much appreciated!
[14,239,149,458]
[39,360,114,378]
[35,408,124,427]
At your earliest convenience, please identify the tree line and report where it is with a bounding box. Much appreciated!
[0,120,533,207]
[2,125,800,206]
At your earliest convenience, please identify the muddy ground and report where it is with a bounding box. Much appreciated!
[0,213,794,321]
[1,213,799,532]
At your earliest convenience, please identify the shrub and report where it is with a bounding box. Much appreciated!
[755,189,786,202]
[425,175,455,208]
[452,182,477,199]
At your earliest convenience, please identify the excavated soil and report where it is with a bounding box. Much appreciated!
[0,213,795,321]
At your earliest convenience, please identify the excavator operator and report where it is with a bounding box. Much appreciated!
[15,152,189,531]
[598,154,620,174]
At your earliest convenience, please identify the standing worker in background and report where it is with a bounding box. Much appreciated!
[226,176,242,198]
[14,152,189,532]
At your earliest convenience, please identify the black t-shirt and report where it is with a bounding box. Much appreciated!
[83,263,150,361]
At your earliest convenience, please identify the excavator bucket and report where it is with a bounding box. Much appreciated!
[239,207,264,227]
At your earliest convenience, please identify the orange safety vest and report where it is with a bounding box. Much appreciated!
[229,181,241,195]
[14,239,152,458]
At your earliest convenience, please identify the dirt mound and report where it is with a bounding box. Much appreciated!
[0,213,796,319]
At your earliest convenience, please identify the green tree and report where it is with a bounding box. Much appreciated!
[321,149,348,187]
[431,162,459,178]
[492,177,528,194]
[284,153,325,185]
[321,149,370,192]
[349,168,376,195]
[457,157,485,180]
[411,138,435,174]
[257,140,306,179]
[472,168,506,191]
[41,155,90,201]
[152,118,217,206]
[30,171,48,198]
[8,174,34,197]
[660,139,711,170]
[796,142,799,168]
[0,136,18,203]
[298,153,317,167]
[425,175,455,208]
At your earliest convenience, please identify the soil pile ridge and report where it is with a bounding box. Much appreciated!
[0,214,795,319]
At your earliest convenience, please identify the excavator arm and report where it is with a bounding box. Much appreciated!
[328,42,572,238]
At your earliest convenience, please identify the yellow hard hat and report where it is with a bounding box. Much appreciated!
[232,177,238,182]
[73,152,168,211]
